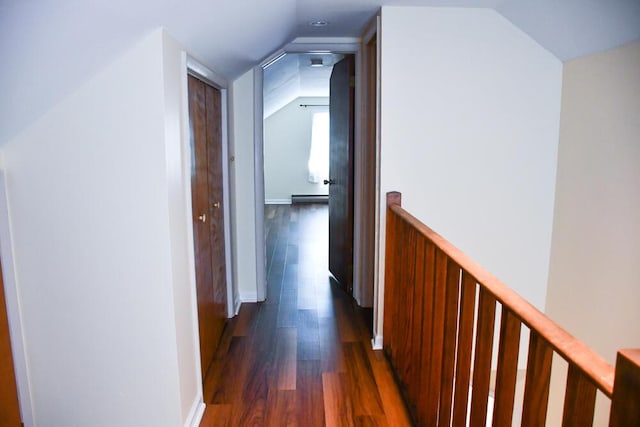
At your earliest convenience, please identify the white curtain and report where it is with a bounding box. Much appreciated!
[307,112,330,183]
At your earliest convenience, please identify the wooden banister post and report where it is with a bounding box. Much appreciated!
[386,191,401,207]
[609,349,640,426]
[382,191,401,353]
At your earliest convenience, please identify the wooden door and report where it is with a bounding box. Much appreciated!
[188,75,227,379]
[328,55,355,294]
[0,260,21,426]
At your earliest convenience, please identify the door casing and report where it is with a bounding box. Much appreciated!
[186,56,235,320]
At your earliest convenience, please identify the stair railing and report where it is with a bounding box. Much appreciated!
[383,191,639,426]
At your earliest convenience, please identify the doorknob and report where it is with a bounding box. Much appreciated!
[212,201,221,209]
[323,179,336,185]
[198,213,207,223]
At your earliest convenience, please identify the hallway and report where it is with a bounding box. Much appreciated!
[200,204,411,426]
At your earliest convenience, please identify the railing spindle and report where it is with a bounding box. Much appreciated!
[408,235,427,407]
[521,331,552,426]
[417,241,436,424]
[470,288,497,427]
[492,308,521,426]
[424,249,448,425]
[437,259,461,427]
[452,271,477,427]
[562,364,597,427]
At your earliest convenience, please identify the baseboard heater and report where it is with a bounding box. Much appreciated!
[291,194,328,204]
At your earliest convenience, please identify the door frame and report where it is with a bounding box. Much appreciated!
[184,55,235,319]
[253,36,378,310]
[0,171,33,426]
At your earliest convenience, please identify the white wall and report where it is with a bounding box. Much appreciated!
[264,96,329,202]
[0,29,201,426]
[376,7,563,341]
[545,41,640,426]
[229,69,260,303]
[163,33,204,425]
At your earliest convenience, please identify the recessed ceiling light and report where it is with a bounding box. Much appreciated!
[309,20,328,27]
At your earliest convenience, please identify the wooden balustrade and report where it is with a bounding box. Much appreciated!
[383,191,639,427]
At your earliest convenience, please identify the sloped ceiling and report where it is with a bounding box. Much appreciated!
[1,0,639,145]
[264,53,343,118]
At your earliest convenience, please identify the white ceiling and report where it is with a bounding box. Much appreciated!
[1,0,639,144]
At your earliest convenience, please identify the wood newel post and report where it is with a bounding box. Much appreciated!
[387,191,401,207]
[609,349,640,426]
[383,191,401,352]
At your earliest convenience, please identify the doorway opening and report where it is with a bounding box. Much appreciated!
[258,40,377,335]
[263,51,360,319]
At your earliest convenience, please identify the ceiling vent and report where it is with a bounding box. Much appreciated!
[310,58,324,67]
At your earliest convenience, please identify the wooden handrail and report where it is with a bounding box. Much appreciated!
[383,191,639,426]
[386,192,614,395]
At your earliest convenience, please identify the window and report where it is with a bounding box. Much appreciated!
[308,112,329,183]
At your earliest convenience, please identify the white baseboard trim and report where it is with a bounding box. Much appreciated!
[239,290,258,303]
[265,198,291,205]
[371,334,383,350]
[185,399,206,427]
[234,298,242,316]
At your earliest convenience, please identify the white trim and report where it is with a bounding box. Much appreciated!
[239,290,259,303]
[372,15,384,346]
[184,399,206,427]
[253,67,267,303]
[371,334,383,350]
[234,299,242,316]
[220,87,235,318]
[180,51,205,407]
[289,37,361,45]
[265,198,291,205]
[283,40,361,55]
[186,56,228,88]
[0,171,35,427]
[262,50,287,69]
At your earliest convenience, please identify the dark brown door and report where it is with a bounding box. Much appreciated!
[328,55,355,294]
[188,75,227,379]
[0,260,21,426]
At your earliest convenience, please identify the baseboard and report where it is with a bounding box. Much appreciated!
[265,198,291,205]
[291,194,328,204]
[239,290,258,303]
[184,399,205,427]
[371,334,383,350]
[234,298,242,316]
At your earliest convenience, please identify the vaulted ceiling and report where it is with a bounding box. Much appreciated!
[1,0,639,144]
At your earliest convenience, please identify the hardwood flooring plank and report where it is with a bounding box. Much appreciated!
[232,303,259,337]
[200,404,232,427]
[205,336,250,405]
[296,360,325,426]
[343,341,385,416]
[335,297,358,342]
[276,328,297,390]
[364,348,413,427]
[319,315,346,373]
[323,372,356,427]
[355,415,390,427]
[297,309,320,361]
[265,390,297,427]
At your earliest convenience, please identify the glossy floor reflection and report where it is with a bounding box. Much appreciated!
[200,204,411,426]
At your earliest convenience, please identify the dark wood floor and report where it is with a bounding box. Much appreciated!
[200,204,411,426]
